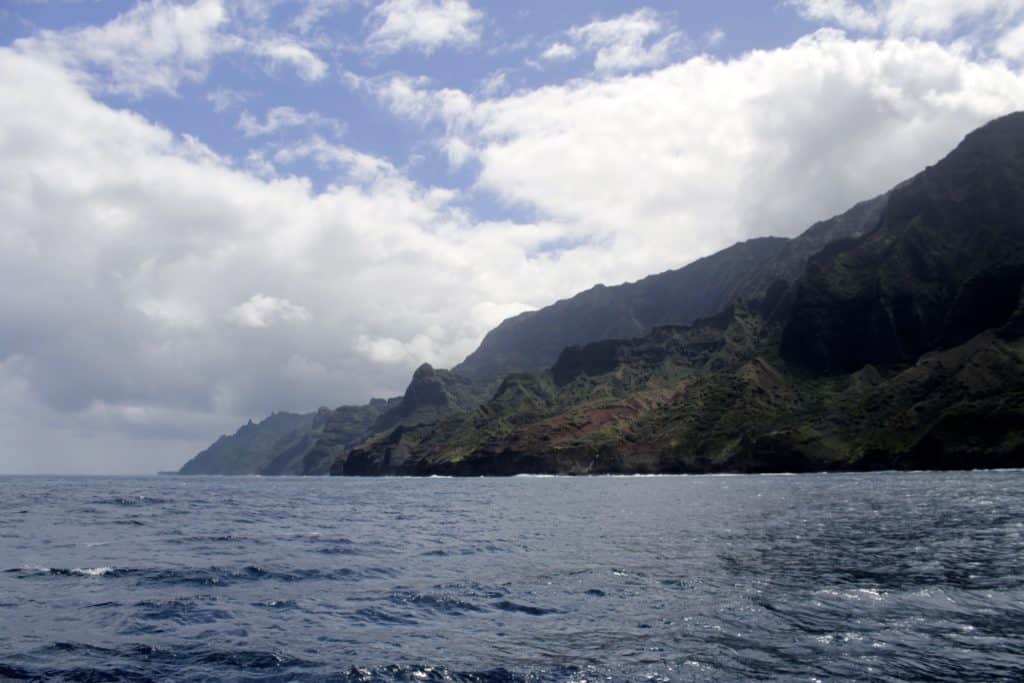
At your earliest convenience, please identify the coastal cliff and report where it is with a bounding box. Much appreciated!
[333,113,1024,476]
[182,113,1024,477]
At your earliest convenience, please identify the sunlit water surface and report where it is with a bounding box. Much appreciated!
[1,472,1022,681]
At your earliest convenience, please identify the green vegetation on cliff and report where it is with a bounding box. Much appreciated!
[339,298,1024,476]
[178,401,391,475]
[182,112,1024,477]
[335,113,1024,476]
[454,193,888,381]
[179,412,315,475]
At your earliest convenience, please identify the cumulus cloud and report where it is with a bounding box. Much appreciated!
[237,106,344,137]
[292,0,353,33]
[379,30,1024,272]
[479,70,509,97]
[999,21,1024,60]
[272,136,398,181]
[788,0,881,32]
[789,0,1024,37]
[252,39,328,80]
[883,0,1023,37]
[13,0,235,96]
[365,0,482,54]
[227,294,311,328]
[541,42,576,61]
[207,87,249,112]
[370,73,473,123]
[0,46,570,472]
[355,333,436,365]
[565,8,685,73]
[12,0,332,97]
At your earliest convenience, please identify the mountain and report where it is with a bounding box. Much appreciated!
[178,401,390,475]
[781,112,1024,372]
[334,113,1024,476]
[179,147,890,476]
[181,113,1024,477]
[179,411,315,475]
[368,363,494,434]
[175,362,493,476]
[454,192,888,380]
[259,401,394,475]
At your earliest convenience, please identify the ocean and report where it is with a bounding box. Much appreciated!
[1,472,1022,681]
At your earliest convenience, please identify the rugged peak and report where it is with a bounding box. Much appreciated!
[956,110,1024,150]
[412,363,435,380]
[363,362,488,436]
[404,365,446,404]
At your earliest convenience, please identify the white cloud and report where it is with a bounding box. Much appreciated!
[789,0,1024,37]
[541,42,576,61]
[14,0,234,96]
[253,39,328,80]
[382,30,1024,273]
[11,0,332,96]
[207,87,249,112]
[244,149,278,178]
[292,0,352,33]
[566,8,684,73]
[479,70,509,97]
[365,0,482,54]
[999,21,1024,60]
[227,294,311,327]
[272,136,397,181]
[372,73,474,122]
[0,46,574,471]
[355,333,436,364]
[788,0,881,32]
[362,73,475,163]
[706,28,726,48]
[883,0,1023,37]
[237,106,344,137]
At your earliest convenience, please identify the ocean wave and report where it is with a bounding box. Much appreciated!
[389,590,486,616]
[2,651,567,683]
[7,566,119,577]
[93,495,171,506]
[491,600,557,616]
[6,564,387,585]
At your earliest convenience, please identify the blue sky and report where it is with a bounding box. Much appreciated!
[1,0,1024,473]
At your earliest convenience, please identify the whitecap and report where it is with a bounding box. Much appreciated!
[73,567,114,576]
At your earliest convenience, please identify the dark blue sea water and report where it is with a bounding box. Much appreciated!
[1,472,1022,682]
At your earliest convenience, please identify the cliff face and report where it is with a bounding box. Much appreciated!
[178,400,391,475]
[184,113,1024,477]
[453,238,788,379]
[178,412,315,475]
[334,113,1024,476]
[181,147,887,476]
[338,301,1024,477]
[338,301,777,476]
[453,192,888,381]
[260,401,394,475]
[369,364,493,434]
[781,113,1024,373]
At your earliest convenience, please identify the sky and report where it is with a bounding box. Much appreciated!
[2,0,1024,474]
